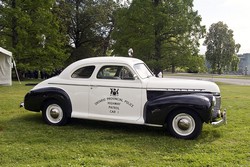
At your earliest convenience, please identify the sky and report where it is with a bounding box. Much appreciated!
[193,0,250,54]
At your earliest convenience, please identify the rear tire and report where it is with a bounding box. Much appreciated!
[42,100,68,126]
[167,109,202,139]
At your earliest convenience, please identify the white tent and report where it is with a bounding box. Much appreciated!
[0,47,13,85]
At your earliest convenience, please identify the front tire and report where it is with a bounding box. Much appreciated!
[42,100,68,126]
[167,109,202,139]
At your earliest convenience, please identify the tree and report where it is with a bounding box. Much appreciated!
[0,0,68,74]
[112,0,205,73]
[230,54,240,72]
[93,0,118,56]
[55,0,118,64]
[204,21,240,74]
[186,55,206,73]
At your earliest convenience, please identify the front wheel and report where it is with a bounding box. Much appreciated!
[42,100,69,126]
[167,110,202,139]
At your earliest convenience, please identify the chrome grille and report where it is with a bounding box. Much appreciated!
[214,96,221,111]
[212,96,221,119]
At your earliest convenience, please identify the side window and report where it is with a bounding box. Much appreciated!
[120,67,134,80]
[97,66,134,80]
[71,66,95,78]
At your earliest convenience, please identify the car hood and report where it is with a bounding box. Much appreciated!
[146,77,220,93]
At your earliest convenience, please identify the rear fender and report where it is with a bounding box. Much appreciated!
[24,87,72,117]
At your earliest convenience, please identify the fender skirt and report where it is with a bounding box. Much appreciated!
[144,93,213,125]
[24,87,72,117]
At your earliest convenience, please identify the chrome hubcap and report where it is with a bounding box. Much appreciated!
[46,104,63,124]
[172,113,195,136]
[50,108,60,119]
[178,118,191,130]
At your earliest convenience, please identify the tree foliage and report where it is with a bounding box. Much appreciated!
[204,21,240,74]
[55,0,118,64]
[0,0,207,75]
[0,0,68,73]
[112,0,205,73]
[230,54,240,72]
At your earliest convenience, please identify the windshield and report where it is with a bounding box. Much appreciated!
[134,63,154,79]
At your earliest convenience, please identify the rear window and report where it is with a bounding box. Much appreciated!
[71,66,95,78]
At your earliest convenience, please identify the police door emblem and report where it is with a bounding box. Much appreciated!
[110,88,119,96]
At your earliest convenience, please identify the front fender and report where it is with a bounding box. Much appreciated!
[24,87,72,117]
[144,93,213,125]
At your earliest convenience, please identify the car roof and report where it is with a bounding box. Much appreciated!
[74,56,143,64]
[59,56,144,79]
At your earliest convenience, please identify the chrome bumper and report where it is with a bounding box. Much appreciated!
[20,102,24,108]
[211,109,227,127]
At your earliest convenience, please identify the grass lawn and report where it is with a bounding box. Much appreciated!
[0,81,249,166]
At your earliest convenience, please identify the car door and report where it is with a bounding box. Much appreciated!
[89,64,143,122]
[66,65,95,118]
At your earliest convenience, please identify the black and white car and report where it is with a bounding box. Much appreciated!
[22,57,226,139]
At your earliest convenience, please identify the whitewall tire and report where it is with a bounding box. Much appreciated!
[167,109,202,139]
[42,100,68,126]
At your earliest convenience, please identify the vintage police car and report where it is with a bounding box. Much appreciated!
[22,57,226,139]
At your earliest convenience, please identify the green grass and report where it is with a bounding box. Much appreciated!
[0,81,250,166]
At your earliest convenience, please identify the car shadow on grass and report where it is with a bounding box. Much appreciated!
[69,118,165,136]
[14,113,172,139]
[13,113,222,142]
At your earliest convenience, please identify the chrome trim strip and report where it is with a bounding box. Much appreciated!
[48,83,89,87]
[144,123,163,127]
[147,88,206,92]
[49,82,211,93]
[48,83,143,89]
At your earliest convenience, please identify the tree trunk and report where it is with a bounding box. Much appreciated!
[154,36,161,59]
[11,0,18,49]
[153,0,161,60]
[171,65,176,73]
[74,0,81,48]
[102,22,114,56]
[218,68,222,75]
[153,0,162,72]
[153,0,160,6]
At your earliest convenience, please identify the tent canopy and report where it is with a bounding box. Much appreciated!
[0,47,13,85]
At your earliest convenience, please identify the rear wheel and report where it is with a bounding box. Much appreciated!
[167,109,202,139]
[42,100,68,126]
